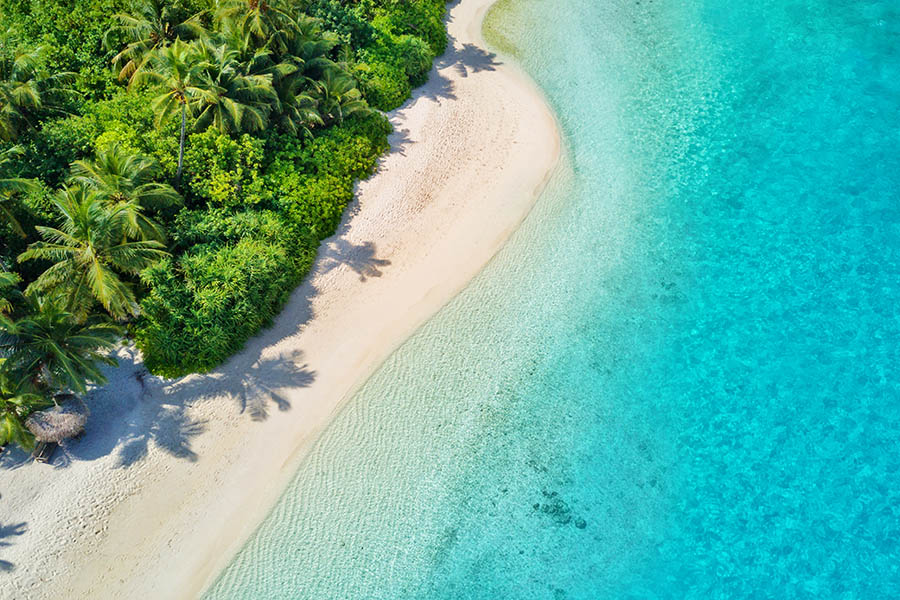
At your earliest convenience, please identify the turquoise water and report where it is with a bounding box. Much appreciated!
[206,0,900,598]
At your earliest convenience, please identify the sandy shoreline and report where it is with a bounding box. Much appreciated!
[0,0,559,597]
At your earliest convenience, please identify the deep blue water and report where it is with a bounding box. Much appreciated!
[207,1,900,598]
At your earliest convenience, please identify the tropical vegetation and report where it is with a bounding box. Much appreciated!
[0,0,448,450]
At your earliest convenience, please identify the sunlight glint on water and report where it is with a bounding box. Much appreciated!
[206,0,900,597]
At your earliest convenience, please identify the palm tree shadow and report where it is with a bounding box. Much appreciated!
[413,70,457,105]
[318,239,391,281]
[57,348,208,468]
[0,521,27,572]
[0,446,29,470]
[388,127,414,157]
[112,394,207,468]
[405,37,500,107]
[441,42,501,79]
[52,323,317,469]
[162,349,316,423]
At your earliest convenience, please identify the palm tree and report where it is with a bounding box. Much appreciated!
[272,75,322,137]
[0,298,121,394]
[0,145,39,237]
[0,43,74,141]
[133,39,210,181]
[192,41,277,134]
[0,270,21,314]
[105,0,206,83]
[310,68,370,126]
[281,14,338,77]
[214,0,291,51]
[18,186,168,319]
[0,359,48,449]
[265,14,337,136]
[69,144,181,241]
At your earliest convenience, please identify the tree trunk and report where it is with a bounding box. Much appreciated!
[177,102,186,182]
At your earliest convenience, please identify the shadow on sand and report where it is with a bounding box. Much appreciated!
[0,0,485,473]
[320,238,391,281]
[0,233,390,471]
[0,521,27,572]
[66,339,319,469]
[402,6,501,109]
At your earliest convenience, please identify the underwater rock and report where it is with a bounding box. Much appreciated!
[540,490,572,525]
[532,490,588,529]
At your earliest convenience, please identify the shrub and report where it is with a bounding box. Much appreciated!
[342,110,394,145]
[279,173,354,237]
[354,59,411,110]
[19,91,175,185]
[266,115,390,236]
[171,208,315,252]
[353,12,439,110]
[136,237,314,377]
[395,35,434,86]
[182,131,270,209]
[304,0,376,48]
[373,0,447,55]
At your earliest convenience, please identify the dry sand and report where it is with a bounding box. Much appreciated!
[0,0,559,597]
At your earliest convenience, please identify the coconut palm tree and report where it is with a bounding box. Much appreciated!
[18,186,168,319]
[69,144,181,242]
[272,75,321,137]
[192,40,278,134]
[0,358,48,449]
[0,270,21,314]
[0,298,120,394]
[264,14,337,136]
[105,0,206,83]
[310,68,370,126]
[214,0,291,51]
[0,43,74,141]
[133,39,211,181]
[0,145,39,237]
[281,14,338,77]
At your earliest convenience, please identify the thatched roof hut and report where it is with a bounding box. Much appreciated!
[25,395,89,443]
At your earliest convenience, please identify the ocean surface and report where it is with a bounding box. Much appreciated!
[205,0,900,598]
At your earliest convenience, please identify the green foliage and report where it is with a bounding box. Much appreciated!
[18,90,175,185]
[0,271,20,314]
[353,57,409,110]
[0,39,77,142]
[395,35,435,86]
[372,0,447,56]
[352,0,446,110]
[0,146,40,236]
[0,358,48,450]
[19,186,168,319]
[0,298,121,394]
[182,130,270,209]
[136,237,313,377]
[0,0,131,101]
[304,0,377,48]
[280,172,353,237]
[171,207,313,252]
[106,0,205,83]
[354,31,435,110]
[0,0,446,384]
[267,113,389,236]
[0,182,59,283]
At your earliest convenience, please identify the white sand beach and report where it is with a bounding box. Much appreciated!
[0,0,558,597]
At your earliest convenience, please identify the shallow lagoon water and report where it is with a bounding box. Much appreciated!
[206,0,900,597]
